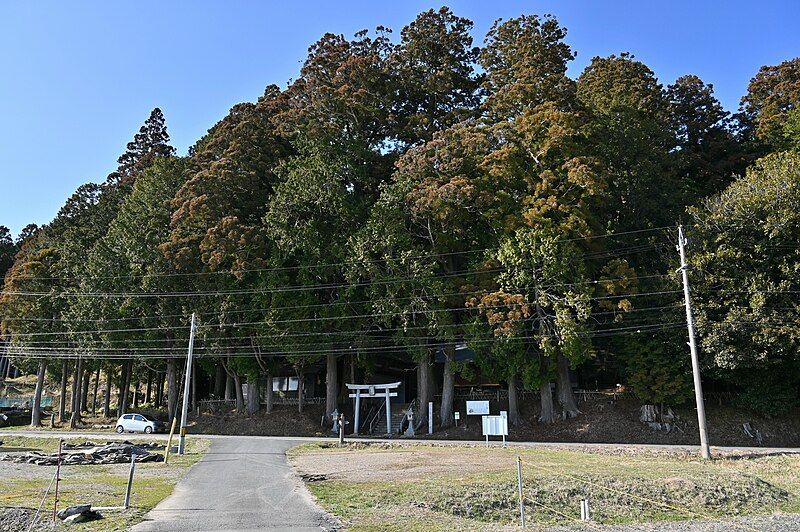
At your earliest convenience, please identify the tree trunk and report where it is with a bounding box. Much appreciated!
[70,358,83,428]
[155,371,163,408]
[246,374,260,415]
[91,367,100,415]
[265,367,273,414]
[415,352,433,430]
[145,370,153,405]
[30,360,48,427]
[508,373,522,426]
[167,359,178,420]
[153,372,160,408]
[134,377,142,408]
[538,356,555,423]
[297,372,305,414]
[117,360,132,417]
[325,353,337,418]
[59,360,69,422]
[556,353,580,419]
[81,368,91,412]
[191,360,197,412]
[234,373,244,414]
[439,346,455,429]
[225,375,234,400]
[103,367,112,417]
[214,365,226,398]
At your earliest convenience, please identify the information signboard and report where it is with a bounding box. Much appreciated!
[466,400,490,415]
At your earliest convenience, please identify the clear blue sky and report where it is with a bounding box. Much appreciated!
[1,1,798,236]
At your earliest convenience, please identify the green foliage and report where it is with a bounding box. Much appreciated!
[691,151,800,414]
[739,57,800,151]
[618,334,693,406]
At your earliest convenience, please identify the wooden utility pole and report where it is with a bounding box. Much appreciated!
[677,225,711,459]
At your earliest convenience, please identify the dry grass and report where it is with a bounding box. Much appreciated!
[289,442,800,531]
[0,435,209,531]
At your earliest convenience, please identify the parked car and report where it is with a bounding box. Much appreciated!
[115,413,163,434]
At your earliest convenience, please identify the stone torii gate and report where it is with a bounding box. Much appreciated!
[346,382,401,435]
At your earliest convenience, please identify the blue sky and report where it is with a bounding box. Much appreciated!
[1,1,798,236]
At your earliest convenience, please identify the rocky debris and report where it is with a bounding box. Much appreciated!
[56,504,103,524]
[300,473,328,482]
[0,507,60,532]
[62,439,163,451]
[0,440,164,465]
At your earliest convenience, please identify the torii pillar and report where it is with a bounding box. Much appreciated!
[346,382,401,435]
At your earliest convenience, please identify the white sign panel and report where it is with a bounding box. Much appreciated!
[466,400,490,415]
[481,415,508,436]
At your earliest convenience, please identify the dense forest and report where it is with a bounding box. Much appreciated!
[1,8,799,430]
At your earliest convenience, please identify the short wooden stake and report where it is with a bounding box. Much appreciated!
[164,417,177,464]
[52,439,63,522]
[124,452,136,509]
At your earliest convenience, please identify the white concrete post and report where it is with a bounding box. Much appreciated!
[385,388,392,435]
[677,225,711,459]
[427,401,433,435]
[353,389,361,435]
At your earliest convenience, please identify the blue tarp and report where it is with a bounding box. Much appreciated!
[0,396,53,408]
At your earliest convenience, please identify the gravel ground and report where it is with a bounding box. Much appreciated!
[0,507,60,532]
[562,514,800,531]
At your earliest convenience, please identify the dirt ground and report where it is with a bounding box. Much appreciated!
[289,441,793,484]
[289,442,800,531]
[191,403,330,436]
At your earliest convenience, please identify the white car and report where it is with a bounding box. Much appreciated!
[115,413,160,434]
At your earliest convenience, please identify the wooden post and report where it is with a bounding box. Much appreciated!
[53,439,63,522]
[164,417,177,464]
[124,452,136,509]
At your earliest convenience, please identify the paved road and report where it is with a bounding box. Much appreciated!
[130,437,337,532]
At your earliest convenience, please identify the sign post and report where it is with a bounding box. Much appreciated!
[428,401,433,435]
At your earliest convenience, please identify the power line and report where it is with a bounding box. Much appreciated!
[0,273,676,324]
[11,304,686,346]
[2,226,675,283]
[5,323,686,359]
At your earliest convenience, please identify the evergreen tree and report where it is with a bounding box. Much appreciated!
[107,108,176,186]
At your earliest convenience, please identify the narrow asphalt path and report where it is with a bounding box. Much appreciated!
[131,437,337,532]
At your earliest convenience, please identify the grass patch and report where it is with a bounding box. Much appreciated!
[0,435,209,530]
[290,444,800,531]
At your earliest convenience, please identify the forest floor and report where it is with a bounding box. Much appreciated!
[420,394,800,448]
[0,435,208,531]
[289,441,800,531]
[184,395,800,448]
